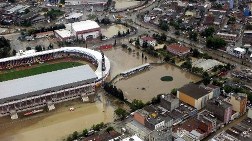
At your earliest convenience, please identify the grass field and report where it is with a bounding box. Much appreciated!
[0,62,84,82]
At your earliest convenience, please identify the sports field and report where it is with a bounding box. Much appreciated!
[0,62,84,82]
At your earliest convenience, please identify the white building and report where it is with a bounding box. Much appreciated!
[54,20,101,41]
[65,0,107,5]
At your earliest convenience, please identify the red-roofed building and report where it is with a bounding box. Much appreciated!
[139,36,157,47]
[166,43,190,57]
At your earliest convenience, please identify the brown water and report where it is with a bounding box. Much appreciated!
[115,64,201,102]
[114,0,141,10]
[101,24,129,38]
[0,92,114,141]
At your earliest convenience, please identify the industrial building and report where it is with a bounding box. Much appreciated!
[54,20,101,41]
[177,83,213,110]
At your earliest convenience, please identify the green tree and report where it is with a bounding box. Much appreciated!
[82,129,88,136]
[66,135,72,141]
[0,36,11,58]
[201,27,215,37]
[171,88,177,95]
[192,49,200,58]
[206,37,227,49]
[130,99,145,111]
[117,31,121,37]
[159,20,169,31]
[135,38,140,46]
[189,31,198,41]
[12,49,17,56]
[26,47,32,50]
[181,60,192,70]
[106,126,114,134]
[72,131,78,140]
[35,45,43,52]
[202,72,211,85]
[114,108,127,120]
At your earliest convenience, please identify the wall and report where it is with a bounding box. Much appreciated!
[133,112,145,125]
[177,91,195,108]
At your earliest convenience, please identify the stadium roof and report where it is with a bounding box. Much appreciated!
[0,65,97,103]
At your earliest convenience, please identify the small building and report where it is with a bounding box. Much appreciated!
[206,98,233,124]
[228,93,247,115]
[177,83,213,110]
[166,43,190,57]
[160,94,179,111]
[139,36,157,47]
[233,47,246,58]
[133,109,149,126]
[217,32,237,42]
[205,84,221,98]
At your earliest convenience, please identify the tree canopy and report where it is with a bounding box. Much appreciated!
[206,37,227,49]
[0,36,11,58]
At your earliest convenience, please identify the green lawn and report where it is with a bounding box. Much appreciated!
[0,62,84,82]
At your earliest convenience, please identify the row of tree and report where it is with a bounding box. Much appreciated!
[104,82,124,101]
[0,37,11,58]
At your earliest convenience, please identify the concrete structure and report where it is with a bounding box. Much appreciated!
[177,83,213,110]
[192,59,224,71]
[122,135,143,141]
[148,127,172,141]
[166,43,190,57]
[139,36,157,47]
[206,98,232,124]
[206,84,221,98]
[197,109,218,133]
[0,47,110,118]
[217,32,237,42]
[228,93,247,115]
[160,94,179,111]
[54,20,100,41]
[126,120,151,140]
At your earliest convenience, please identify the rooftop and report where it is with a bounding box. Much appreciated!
[140,36,156,41]
[178,83,210,99]
[207,97,233,109]
[167,43,190,54]
[0,65,97,103]
[54,29,72,38]
[65,20,100,32]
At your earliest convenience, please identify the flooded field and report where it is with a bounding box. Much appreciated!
[0,92,114,141]
[101,24,129,38]
[114,0,141,10]
[115,64,201,102]
[104,46,157,78]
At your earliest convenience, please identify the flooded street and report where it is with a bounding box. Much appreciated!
[0,92,114,141]
[115,64,201,102]
[101,24,129,38]
[114,0,141,10]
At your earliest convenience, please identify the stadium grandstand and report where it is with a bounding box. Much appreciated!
[0,47,110,119]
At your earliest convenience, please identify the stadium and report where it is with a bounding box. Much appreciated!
[0,47,110,119]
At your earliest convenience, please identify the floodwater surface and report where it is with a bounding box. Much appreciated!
[101,24,129,38]
[114,0,141,10]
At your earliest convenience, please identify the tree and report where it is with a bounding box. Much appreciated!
[106,126,114,134]
[66,136,72,141]
[130,99,145,111]
[192,49,200,58]
[60,0,65,4]
[114,39,117,46]
[26,47,32,50]
[117,31,121,37]
[0,36,11,58]
[35,45,43,52]
[48,43,53,50]
[159,20,169,31]
[72,131,78,140]
[135,38,140,46]
[12,49,17,56]
[82,129,88,136]
[189,31,198,41]
[206,37,227,49]
[114,108,127,120]
[202,72,211,85]
[201,27,215,38]
[24,9,30,14]
[171,88,177,96]
[181,60,192,70]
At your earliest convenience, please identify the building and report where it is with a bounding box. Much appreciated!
[148,127,172,141]
[217,32,237,42]
[122,135,143,141]
[248,108,252,119]
[54,20,101,41]
[197,110,218,133]
[177,83,213,110]
[139,36,157,47]
[126,120,151,140]
[133,109,149,126]
[160,94,179,111]
[228,93,247,115]
[0,47,111,119]
[206,84,221,98]
[65,0,107,5]
[206,98,233,124]
[166,43,190,57]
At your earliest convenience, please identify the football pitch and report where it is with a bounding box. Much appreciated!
[0,62,84,82]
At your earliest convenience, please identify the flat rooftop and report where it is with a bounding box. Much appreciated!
[178,83,210,99]
[0,65,97,103]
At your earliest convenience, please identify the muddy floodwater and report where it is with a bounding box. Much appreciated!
[101,24,129,38]
[114,0,141,10]
[115,64,201,102]
[0,92,114,141]
[0,28,7,34]
[104,47,201,102]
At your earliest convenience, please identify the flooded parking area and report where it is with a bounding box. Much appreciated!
[115,64,201,102]
[0,92,114,141]
[114,0,141,10]
[101,24,130,38]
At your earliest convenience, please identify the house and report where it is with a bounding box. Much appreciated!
[166,43,190,57]
[177,83,213,110]
[139,36,157,47]
[227,93,247,115]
